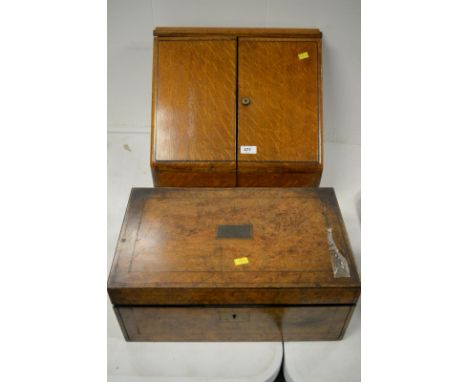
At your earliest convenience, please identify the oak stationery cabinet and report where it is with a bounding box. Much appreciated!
[107,187,360,341]
[150,28,323,187]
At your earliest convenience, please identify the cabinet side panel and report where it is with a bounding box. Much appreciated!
[150,37,158,182]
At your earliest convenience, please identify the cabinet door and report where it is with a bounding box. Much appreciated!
[237,39,321,185]
[153,38,237,164]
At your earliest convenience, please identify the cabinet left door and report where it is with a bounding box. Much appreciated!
[151,38,237,186]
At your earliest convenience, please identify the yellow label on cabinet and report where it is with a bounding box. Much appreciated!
[298,51,309,60]
[234,257,249,266]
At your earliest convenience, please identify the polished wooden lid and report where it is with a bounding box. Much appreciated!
[108,188,360,305]
[153,27,322,38]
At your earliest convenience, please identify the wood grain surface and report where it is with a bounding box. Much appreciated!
[237,38,322,186]
[116,305,353,341]
[236,169,323,187]
[151,38,237,186]
[154,27,322,38]
[152,162,236,187]
[153,39,236,162]
[108,188,360,305]
[108,187,360,341]
[150,28,324,187]
[238,39,319,162]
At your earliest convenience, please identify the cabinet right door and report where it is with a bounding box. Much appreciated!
[237,38,322,186]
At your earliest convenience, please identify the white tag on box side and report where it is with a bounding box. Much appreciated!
[240,146,257,154]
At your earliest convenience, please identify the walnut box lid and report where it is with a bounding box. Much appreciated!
[107,188,360,306]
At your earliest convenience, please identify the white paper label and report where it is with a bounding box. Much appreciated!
[240,146,257,154]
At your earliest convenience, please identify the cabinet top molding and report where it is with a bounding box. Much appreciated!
[154,27,322,38]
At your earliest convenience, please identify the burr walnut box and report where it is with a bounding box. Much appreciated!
[107,188,360,342]
[150,27,323,187]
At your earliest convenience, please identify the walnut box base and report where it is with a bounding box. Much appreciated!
[114,305,355,342]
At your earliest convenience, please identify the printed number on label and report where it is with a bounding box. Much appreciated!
[240,146,257,154]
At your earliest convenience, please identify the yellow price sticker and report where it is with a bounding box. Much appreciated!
[298,51,309,60]
[234,257,249,266]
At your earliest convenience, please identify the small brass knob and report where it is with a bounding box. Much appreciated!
[241,97,251,106]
